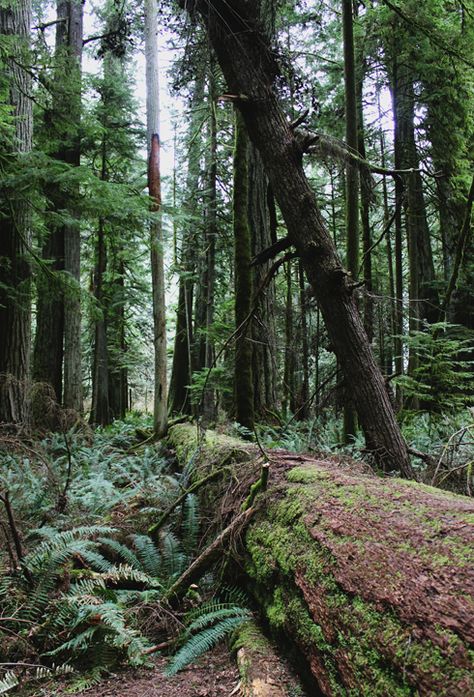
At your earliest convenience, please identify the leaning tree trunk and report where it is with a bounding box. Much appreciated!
[145,0,167,437]
[182,0,413,477]
[0,0,33,425]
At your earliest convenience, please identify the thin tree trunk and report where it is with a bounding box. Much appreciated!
[90,216,110,426]
[233,110,254,431]
[283,261,295,419]
[342,0,359,443]
[296,260,310,420]
[145,0,167,437]
[169,76,204,415]
[61,0,84,413]
[183,0,413,477]
[201,63,217,421]
[0,0,33,425]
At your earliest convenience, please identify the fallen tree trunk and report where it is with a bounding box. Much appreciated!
[168,424,474,697]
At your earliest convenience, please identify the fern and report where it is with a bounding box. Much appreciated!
[0,672,18,695]
[182,493,200,556]
[165,613,251,675]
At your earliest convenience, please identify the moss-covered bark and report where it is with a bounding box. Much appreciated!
[168,424,474,697]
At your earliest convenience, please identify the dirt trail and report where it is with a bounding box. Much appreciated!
[63,646,240,697]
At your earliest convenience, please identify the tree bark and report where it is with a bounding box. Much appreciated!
[33,0,84,410]
[233,110,254,431]
[145,0,167,437]
[0,0,33,425]
[181,0,412,475]
[61,0,84,413]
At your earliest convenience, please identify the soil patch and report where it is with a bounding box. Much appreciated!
[48,646,239,697]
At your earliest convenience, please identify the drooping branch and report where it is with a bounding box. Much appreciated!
[250,236,292,266]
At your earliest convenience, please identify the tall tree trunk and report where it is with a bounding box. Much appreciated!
[391,66,405,381]
[90,216,110,426]
[33,0,83,413]
[249,148,279,418]
[201,64,217,421]
[169,76,204,415]
[392,63,439,328]
[296,260,310,420]
[61,0,83,413]
[233,110,254,431]
[282,260,296,419]
[342,0,359,443]
[108,257,127,420]
[183,0,413,477]
[0,0,32,425]
[145,0,167,437]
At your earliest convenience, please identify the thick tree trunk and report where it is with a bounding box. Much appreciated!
[145,0,167,437]
[0,0,33,425]
[392,63,439,328]
[169,423,474,697]
[33,0,83,413]
[249,147,279,419]
[184,0,413,475]
[233,110,254,431]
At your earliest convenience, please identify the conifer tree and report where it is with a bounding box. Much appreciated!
[0,0,33,425]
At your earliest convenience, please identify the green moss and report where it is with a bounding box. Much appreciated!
[231,620,271,654]
[286,466,329,484]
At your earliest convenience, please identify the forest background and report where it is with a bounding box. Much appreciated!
[1,0,474,692]
[1,0,474,479]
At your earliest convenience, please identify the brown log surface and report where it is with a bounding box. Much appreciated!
[168,424,474,697]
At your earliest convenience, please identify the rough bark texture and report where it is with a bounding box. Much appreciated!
[249,146,278,419]
[169,423,474,697]
[169,81,204,414]
[0,0,33,425]
[60,0,84,413]
[392,62,439,328]
[182,0,412,476]
[233,110,254,431]
[32,0,83,413]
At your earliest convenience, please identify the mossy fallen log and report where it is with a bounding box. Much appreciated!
[167,424,474,697]
[233,621,303,696]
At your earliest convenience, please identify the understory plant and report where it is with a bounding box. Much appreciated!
[0,418,215,693]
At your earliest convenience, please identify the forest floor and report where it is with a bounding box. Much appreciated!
[47,646,239,697]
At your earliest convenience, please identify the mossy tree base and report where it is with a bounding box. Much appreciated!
[168,424,474,696]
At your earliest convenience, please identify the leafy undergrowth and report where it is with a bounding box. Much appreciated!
[0,416,250,694]
[255,408,474,494]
